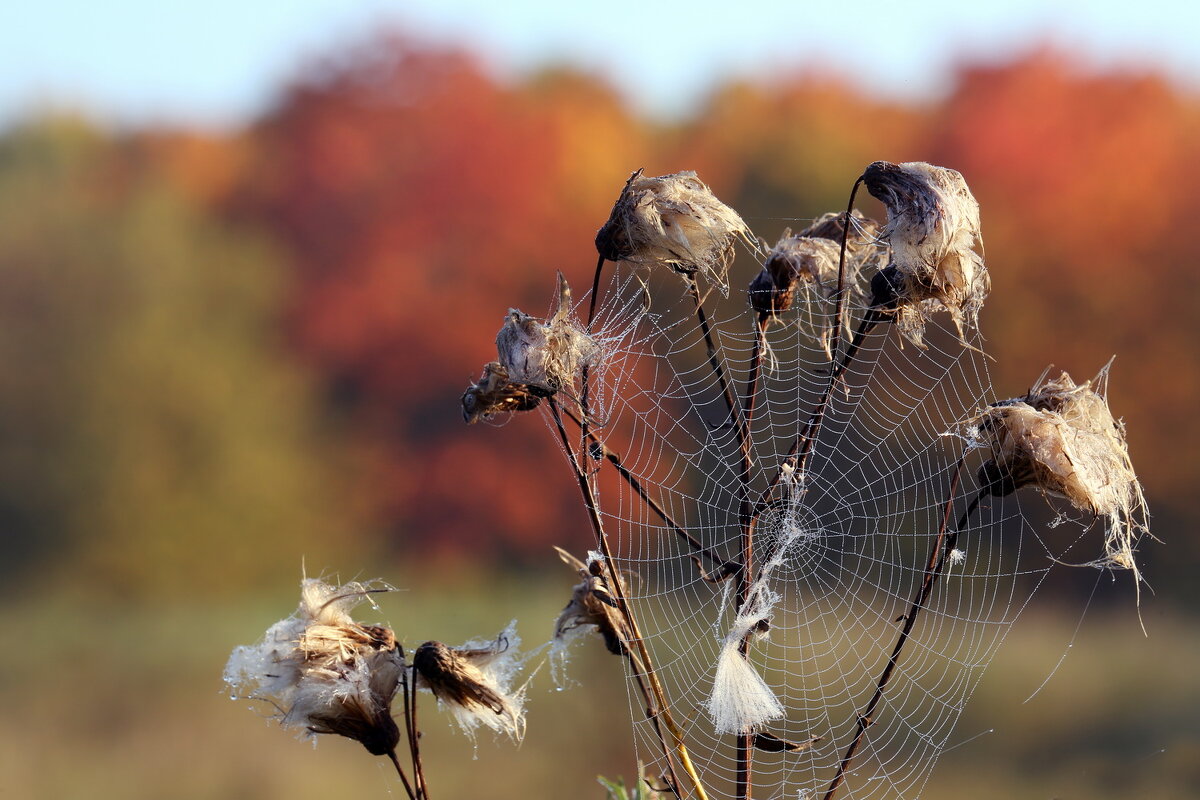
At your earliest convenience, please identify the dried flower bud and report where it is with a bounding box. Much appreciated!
[496,273,599,395]
[224,578,403,757]
[973,363,1150,577]
[749,235,839,315]
[551,547,629,657]
[749,212,884,358]
[595,169,755,295]
[862,161,989,347]
[461,361,541,424]
[413,622,526,741]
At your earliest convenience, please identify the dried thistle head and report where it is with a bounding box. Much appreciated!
[461,361,541,424]
[495,272,600,396]
[973,363,1150,578]
[749,212,883,357]
[862,161,989,347]
[595,169,756,295]
[412,622,526,741]
[749,233,841,316]
[551,547,629,658]
[224,578,403,757]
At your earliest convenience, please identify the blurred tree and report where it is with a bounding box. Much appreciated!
[672,75,927,242]
[932,50,1200,500]
[238,35,649,561]
[0,116,360,599]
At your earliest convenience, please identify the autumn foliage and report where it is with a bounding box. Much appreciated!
[1,36,1197,597]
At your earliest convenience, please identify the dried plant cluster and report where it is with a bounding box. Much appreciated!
[552,547,630,658]
[595,169,758,294]
[226,579,531,799]
[972,364,1151,577]
[749,211,880,317]
[862,160,989,347]
[230,161,1153,800]
[225,579,404,755]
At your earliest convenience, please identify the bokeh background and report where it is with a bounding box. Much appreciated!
[2,2,1198,798]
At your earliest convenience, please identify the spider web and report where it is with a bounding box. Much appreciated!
[549,221,1096,800]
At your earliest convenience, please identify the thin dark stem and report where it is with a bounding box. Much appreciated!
[586,253,606,330]
[734,312,770,800]
[560,406,731,575]
[822,458,985,800]
[387,749,418,800]
[403,666,428,800]
[687,273,751,466]
[831,177,865,368]
[548,399,706,800]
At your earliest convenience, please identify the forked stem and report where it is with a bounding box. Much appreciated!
[387,749,418,800]
[401,657,429,800]
[559,406,732,576]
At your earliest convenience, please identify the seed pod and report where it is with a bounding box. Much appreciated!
[596,169,755,295]
[412,622,526,741]
[863,161,989,347]
[551,547,630,657]
[461,361,541,424]
[495,273,599,395]
[224,579,403,758]
[973,363,1150,576]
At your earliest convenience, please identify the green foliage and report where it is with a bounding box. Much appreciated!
[598,763,666,800]
[0,118,362,598]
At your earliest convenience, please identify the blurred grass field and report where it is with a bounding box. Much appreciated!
[5,573,1195,800]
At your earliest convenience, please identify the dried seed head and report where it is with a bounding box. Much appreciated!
[495,273,600,395]
[551,547,629,658]
[749,234,840,315]
[595,169,755,295]
[749,212,884,357]
[413,622,526,741]
[862,161,989,347]
[224,578,403,757]
[973,363,1150,578]
[461,361,541,424]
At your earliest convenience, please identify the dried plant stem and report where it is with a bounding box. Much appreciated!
[387,749,418,800]
[688,273,752,464]
[401,662,429,800]
[734,312,770,800]
[549,399,709,800]
[832,179,865,347]
[587,253,606,330]
[560,406,731,575]
[821,457,984,800]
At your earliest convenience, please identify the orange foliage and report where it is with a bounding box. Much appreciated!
[933,48,1200,495]
[210,37,1197,559]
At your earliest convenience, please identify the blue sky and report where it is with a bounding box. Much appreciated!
[5,1,1198,127]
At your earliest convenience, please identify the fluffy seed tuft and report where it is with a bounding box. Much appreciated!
[412,621,527,741]
[862,161,989,347]
[972,362,1151,584]
[595,169,756,295]
[224,578,403,757]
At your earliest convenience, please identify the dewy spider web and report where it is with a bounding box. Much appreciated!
[553,224,1075,800]
[462,166,1150,800]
